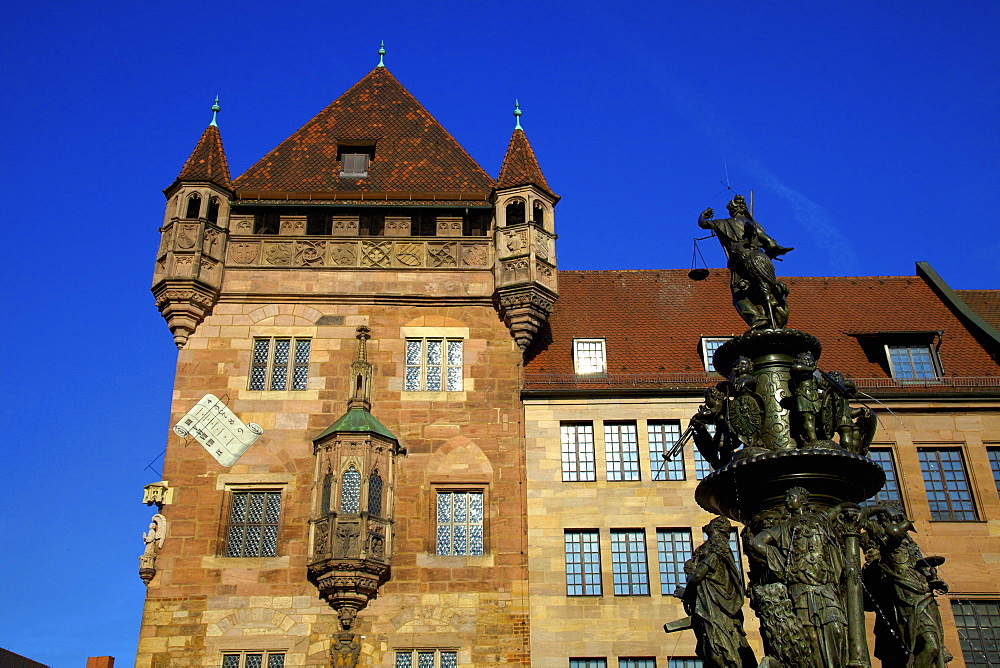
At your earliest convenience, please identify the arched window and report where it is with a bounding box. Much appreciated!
[207,197,221,224]
[368,471,383,516]
[340,466,361,513]
[532,201,545,225]
[355,374,364,399]
[185,193,202,219]
[505,199,525,226]
[321,472,333,514]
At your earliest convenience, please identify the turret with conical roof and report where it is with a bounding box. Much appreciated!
[493,102,559,351]
[152,99,234,348]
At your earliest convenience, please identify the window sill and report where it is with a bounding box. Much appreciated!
[402,390,467,402]
[239,389,320,400]
[416,552,493,567]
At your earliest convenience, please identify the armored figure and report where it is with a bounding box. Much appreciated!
[791,352,822,445]
[691,386,742,469]
[678,517,757,667]
[699,195,793,329]
[330,631,362,667]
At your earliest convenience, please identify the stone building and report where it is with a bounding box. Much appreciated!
[138,55,1000,667]
[520,267,1000,667]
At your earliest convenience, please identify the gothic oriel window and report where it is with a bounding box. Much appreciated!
[208,197,221,224]
[226,491,281,557]
[505,199,525,226]
[405,339,463,391]
[340,466,361,514]
[435,491,484,556]
[186,193,202,218]
[249,338,311,391]
[532,201,545,225]
[368,470,384,516]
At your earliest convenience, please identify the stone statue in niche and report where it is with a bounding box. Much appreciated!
[863,506,952,667]
[699,195,793,329]
[676,516,757,667]
[336,523,360,558]
[367,526,386,560]
[139,513,166,585]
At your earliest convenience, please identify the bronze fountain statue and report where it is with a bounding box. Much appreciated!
[665,196,951,667]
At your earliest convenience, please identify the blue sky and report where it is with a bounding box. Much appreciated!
[1,1,997,665]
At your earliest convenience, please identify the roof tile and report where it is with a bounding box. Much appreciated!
[176,125,231,189]
[496,128,554,197]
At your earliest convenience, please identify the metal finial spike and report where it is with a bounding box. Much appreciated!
[377,40,386,67]
[209,96,220,127]
[513,99,522,130]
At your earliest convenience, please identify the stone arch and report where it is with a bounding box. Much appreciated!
[390,604,470,633]
[247,304,325,325]
[185,192,202,219]
[208,608,298,637]
[504,197,526,226]
[426,435,494,476]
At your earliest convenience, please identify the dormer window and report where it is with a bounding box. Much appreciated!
[701,337,733,373]
[573,338,606,374]
[887,343,940,381]
[338,142,376,178]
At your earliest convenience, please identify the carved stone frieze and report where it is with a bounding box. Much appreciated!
[394,243,423,267]
[360,241,392,268]
[175,225,199,250]
[231,215,254,233]
[332,217,359,237]
[384,217,410,237]
[263,242,292,265]
[228,241,260,265]
[202,228,222,257]
[462,244,490,267]
[295,240,326,266]
[331,243,358,266]
[280,216,306,236]
[427,243,457,267]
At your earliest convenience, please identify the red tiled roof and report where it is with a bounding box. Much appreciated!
[524,270,1000,383]
[956,289,1000,333]
[175,125,232,189]
[233,67,495,196]
[496,128,555,197]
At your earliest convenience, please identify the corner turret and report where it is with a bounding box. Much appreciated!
[152,99,233,347]
[493,102,559,351]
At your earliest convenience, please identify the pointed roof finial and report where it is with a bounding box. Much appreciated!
[377,40,386,68]
[513,99,523,130]
[209,96,220,127]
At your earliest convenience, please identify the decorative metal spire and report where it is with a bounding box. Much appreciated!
[348,326,373,410]
[513,99,523,130]
[209,96,220,127]
[377,40,386,68]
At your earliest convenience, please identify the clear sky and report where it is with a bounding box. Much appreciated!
[1,1,997,665]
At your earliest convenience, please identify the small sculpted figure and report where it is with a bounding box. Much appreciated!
[699,195,793,329]
[691,386,741,468]
[750,488,848,667]
[751,582,817,668]
[791,352,822,446]
[864,508,951,667]
[330,631,362,668]
[680,517,757,667]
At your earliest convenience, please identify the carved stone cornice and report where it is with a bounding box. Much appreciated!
[151,279,219,348]
[496,284,557,351]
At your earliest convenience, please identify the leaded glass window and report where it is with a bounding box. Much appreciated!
[605,422,640,481]
[918,448,977,521]
[988,448,1000,497]
[249,338,310,390]
[395,650,458,667]
[340,466,361,514]
[887,344,939,381]
[657,529,692,595]
[561,422,596,482]
[951,600,1000,667]
[226,491,281,557]
[436,491,484,556]
[222,652,285,667]
[368,471,384,516]
[405,339,463,391]
[611,529,650,595]
[865,448,903,509]
[565,530,602,596]
[648,421,684,481]
[573,339,606,374]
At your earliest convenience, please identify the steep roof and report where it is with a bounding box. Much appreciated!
[314,406,397,442]
[233,67,495,197]
[524,269,1000,389]
[956,289,1000,334]
[496,128,555,197]
[174,124,232,190]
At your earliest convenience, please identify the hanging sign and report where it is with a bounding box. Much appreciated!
[173,394,263,467]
